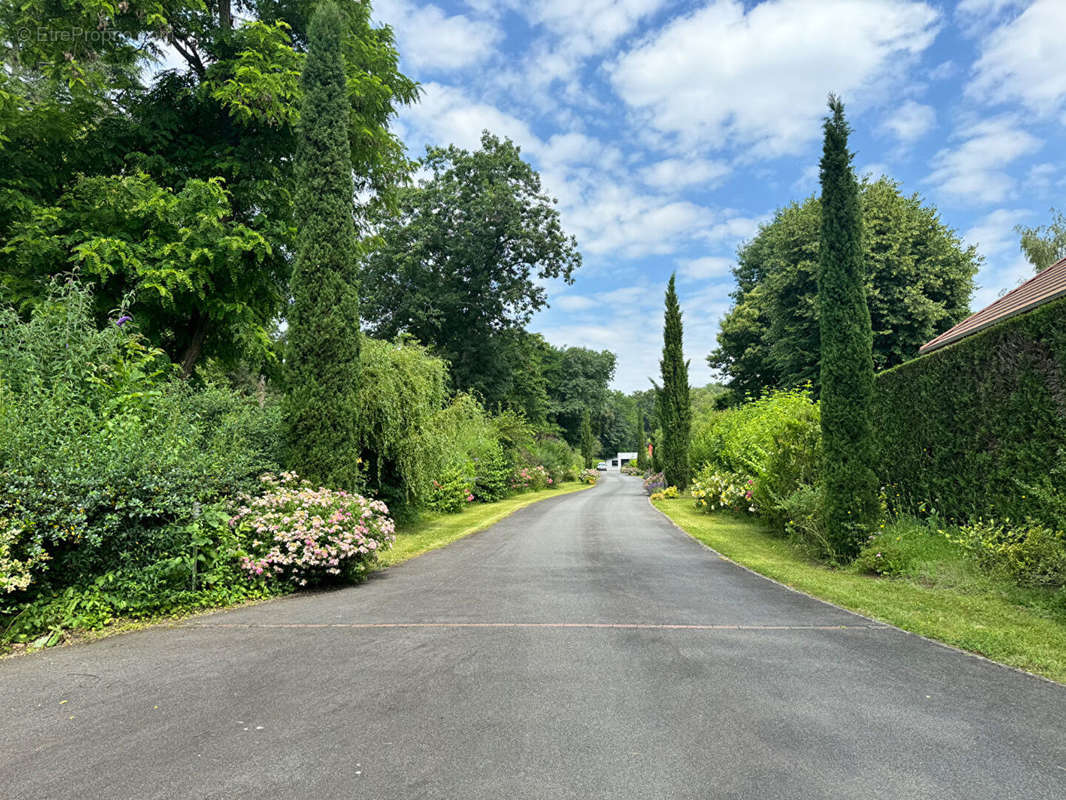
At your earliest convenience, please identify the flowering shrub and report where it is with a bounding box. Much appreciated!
[620,464,642,476]
[511,464,551,491]
[579,469,599,485]
[642,472,665,495]
[1,522,49,594]
[690,466,756,513]
[230,473,395,586]
[650,486,679,501]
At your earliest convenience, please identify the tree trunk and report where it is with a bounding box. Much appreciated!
[180,316,209,379]
[220,0,232,30]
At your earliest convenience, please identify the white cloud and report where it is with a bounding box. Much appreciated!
[883,100,936,143]
[1026,163,1060,193]
[927,116,1041,204]
[610,0,940,157]
[972,255,1033,310]
[962,208,1029,260]
[374,0,502,71]
[700,215,764,246]
[955,0,1026,36]
[640,158,731,191]
[967,0,1066,114]
[554,294,600,312]
[522,0,668,59]
[678,256,734,281]
[398,82,539,152]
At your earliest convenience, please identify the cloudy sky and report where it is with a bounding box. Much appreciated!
[374,0,1065,391]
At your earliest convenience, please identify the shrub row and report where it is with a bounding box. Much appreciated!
[873,297,1066,529]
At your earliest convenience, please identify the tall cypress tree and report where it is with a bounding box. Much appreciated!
[817,96,879,559]
[658,274,691,488]
[580,409,595,468]
[284,1,362,489]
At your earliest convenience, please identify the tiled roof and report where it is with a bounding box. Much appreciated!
[919,256,1066,355]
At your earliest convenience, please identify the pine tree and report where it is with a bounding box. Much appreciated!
[284,2,362,489]
[817,95,880,559]
[658,274,691,488]
[580,409,595,469]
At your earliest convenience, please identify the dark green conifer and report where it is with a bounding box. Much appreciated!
[658,274,691,489]
[284,2,362,488]
[817,95,880,558]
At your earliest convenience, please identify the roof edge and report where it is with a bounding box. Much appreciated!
[918,284,1066,355]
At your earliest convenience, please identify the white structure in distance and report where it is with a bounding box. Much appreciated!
[605,452,638,471]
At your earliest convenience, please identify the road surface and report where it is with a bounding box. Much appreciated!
[2,472,1064,798]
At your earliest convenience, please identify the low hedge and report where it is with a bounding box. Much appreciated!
[873,297,1066,526]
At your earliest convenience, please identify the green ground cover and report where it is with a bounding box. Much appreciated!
[653,498,1066,684]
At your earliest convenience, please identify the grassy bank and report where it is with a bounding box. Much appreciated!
[380,480,594,568]
[653,498,1066,684]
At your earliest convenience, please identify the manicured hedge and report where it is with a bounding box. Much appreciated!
[873,297,1066,526]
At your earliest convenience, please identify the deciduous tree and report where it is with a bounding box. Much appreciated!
[361,132,581,408]
[709,178,978,395]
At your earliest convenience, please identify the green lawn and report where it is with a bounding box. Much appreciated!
[378,481,594,568]
[653,498,1066,684]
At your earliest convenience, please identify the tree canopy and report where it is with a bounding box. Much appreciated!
[709,177,979,396]
[1017,209,1066,273]
[360,131,581,407]
[0,0,417,373]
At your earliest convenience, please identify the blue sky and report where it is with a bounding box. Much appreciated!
[373,0,1066,391]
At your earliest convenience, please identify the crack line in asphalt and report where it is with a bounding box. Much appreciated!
[187,622,889,630]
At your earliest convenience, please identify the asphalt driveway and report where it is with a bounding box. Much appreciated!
[2,472,1064,798]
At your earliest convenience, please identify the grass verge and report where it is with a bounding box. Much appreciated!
[653,498,1066,684]
[379,480,594,568]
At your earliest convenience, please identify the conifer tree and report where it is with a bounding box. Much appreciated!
[580,409,595,468]
[657,274,691,488]
[284,1,362,488]
[817,96,879,558]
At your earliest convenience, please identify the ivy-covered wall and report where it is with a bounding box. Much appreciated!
[873,297,1066,526]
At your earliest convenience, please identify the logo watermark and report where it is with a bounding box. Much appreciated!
[17,27,124,44]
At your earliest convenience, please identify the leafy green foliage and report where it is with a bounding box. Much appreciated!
[3,172,276,373]
[580,409,595,467]
[873,297,1066,529]
[1,0,416,373]
[1016,208,1066,273]
[657,274,691,489]
[361,132,581,408]
[0,282,282,636]
[284,2,362,490]
[709,178,978,396]
[817,97,879,559]
[947,519,1066,588]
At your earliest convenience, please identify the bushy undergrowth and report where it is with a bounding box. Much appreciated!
[0,284,282,597]
[688,388,826,549]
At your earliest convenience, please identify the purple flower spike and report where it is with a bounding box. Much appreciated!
[115,315,133,327]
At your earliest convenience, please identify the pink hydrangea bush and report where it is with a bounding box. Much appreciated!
[510,464,551,491]
[229,472,395,587]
